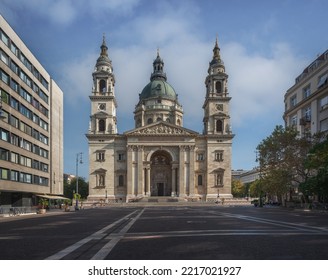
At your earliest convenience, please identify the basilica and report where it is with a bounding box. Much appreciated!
[86,37,234,203]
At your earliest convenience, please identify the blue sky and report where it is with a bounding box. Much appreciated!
[1,0,328,179]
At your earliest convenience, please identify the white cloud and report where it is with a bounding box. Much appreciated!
[58,53,96,104]
[223,42,305,127]
[1,0,141,25]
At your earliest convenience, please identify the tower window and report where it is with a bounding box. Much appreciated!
[118,153,125,161]
[96,151,105,162]
[215,151,224,162]
[99,79,106,93]
[198,175,203,186]
[118,175,124,186]
[215,81,222,93]
[216,119,223,132]
[98,119,106,132]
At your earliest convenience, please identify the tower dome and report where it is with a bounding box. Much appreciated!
[134,50,183,128]
[139,50,177,101]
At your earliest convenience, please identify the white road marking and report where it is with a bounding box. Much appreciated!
[45,210,139,260]
[91,208,145,260]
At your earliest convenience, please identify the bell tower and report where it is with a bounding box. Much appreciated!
[89,35,117,135]
[203,38,232,136]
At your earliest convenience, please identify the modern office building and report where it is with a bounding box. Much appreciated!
[0,15,63,207]
[86,37,234,203]
[284,49,328,135]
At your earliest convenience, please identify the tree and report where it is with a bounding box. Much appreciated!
[231,179,245,198]
[256,125,324,202]
[249,179,261,198]
[64,177,89,200]
[300,136,328,202]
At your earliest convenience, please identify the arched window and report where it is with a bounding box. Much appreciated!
[118,175,124,186]
[215,81,222,93]
[198,175,203,186]
[99,119,105,132]
[216,119,223,132]
[166,118,171,123]
[156,117,162,122]
[147,118,153,124]
[99,80,106,93]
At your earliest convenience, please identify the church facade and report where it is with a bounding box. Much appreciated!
[86,37,234,203]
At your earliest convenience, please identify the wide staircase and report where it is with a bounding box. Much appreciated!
[84,197,252,207]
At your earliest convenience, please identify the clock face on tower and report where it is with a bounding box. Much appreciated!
[98,103,106,111]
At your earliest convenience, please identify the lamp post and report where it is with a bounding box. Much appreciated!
[75,152,83,210]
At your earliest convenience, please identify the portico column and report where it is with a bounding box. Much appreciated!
[146,167,151,196]
[179,146,186,197]
[137,146,144,196]
[189,146,195,197]
[171,166,176,196]
[126,145,134,201]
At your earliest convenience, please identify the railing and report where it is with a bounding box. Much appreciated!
[0,206,35,217]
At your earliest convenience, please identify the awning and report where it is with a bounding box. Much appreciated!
[36,194,69,200]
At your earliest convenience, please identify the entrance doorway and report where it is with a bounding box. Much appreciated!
[157,183,164,196]
[150,150,172,196]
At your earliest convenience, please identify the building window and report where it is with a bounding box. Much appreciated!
[96,151,105,162]
[118,153,125,161]
[0,168,9,180]
[98,119,106,132]
[320,96,328,109]
[318,73,328,88]
[215,81,222,93]
[215,151,224,162]
[99,79,106,93]
[11,170,19,182]
[0,148,9,161]
[216,119,223,133]
[11,152,19,164]
[147,118,153,124]
[320,118,328,132]
[304,107,311,121]
[291,115,298,127]
[290,95,297,108]
[118,175,124,186]
[20,172,32,183]
[197,175,203,186]
[303,85,311,99]
[1,129,9,142]
[0,29,9,45]
[1,69,9,84]
[0,49,9,65]
[197,153,204,161]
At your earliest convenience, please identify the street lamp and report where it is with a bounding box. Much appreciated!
[75,152,83,210]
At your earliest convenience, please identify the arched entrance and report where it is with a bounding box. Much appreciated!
[150,150,172,196]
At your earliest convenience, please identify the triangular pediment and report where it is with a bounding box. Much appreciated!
[124,121,199,136]
[92,111,110,117]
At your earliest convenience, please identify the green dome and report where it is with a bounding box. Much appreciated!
[140,80,177,100]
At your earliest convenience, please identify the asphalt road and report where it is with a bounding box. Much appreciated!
[1,205,328,260]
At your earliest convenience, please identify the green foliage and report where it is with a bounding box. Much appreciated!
[256,125,326,201]
[38,198,48,209]
[231,179,245,197]
[300,136,328,202]
[64,177,89,199]
[249,179,261,197]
